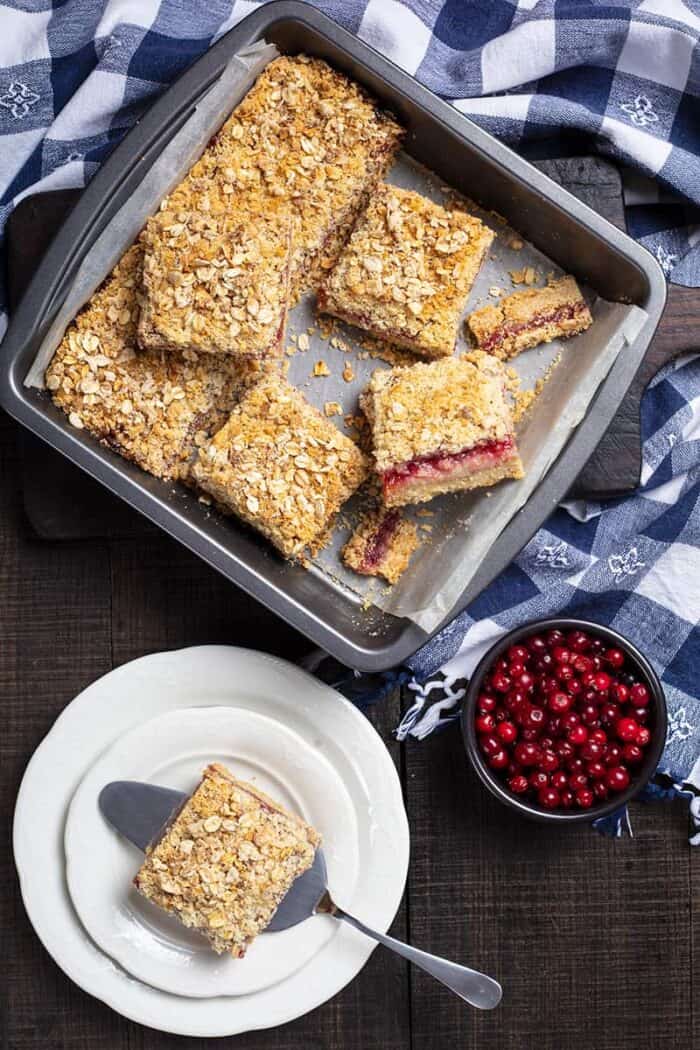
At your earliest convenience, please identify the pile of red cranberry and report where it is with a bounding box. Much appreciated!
[475,626,654,811]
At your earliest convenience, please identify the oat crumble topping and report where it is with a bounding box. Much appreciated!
[318,185,494,359]
[192,373,367,559]
[134,763,320,958]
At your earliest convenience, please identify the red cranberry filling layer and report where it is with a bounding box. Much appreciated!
[475,627,654,812]
[481,301,587,353]
[383,436,515,495]
[360,511,401,571]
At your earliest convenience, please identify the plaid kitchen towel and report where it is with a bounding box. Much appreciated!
[1,0,699,833]
[2,0,700,342]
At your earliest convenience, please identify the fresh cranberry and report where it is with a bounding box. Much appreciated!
[623,743,643,764]
[508,644,530,665]
[593,780,609,801]
[497,721,518,744]
[495,657,509,673]
[488,749,510,770]
[569,772,589,791]
[552,646,571,665]
[557,665,575,683]
[581,741,604,763]
[529,706,547,730]
[478,693,498,713]
[630,682,650,705]
[560,711,581,732]
[606,766,630,792]
[572,654,592,674]
[529,771,549,791]
[509,774,529,794]
[514,741,541,767]
[616,717,639,742]
[605,647,625,669]
[505,689,527,712]
[540,750,559,773]
[546,628,565,646]
[559,789,575,808]
[600,703,620,727]
[515,671,535,692]
[539,736,554,751]
[586,760,607,780]
[612,682,629,704]
[567,630,591,653]
[636,726,651,747]
[480,734,502,757]
[567,757,585,775]
[576,787,594,809]
[566,678,583,697]
[475,713,496,734]
[555,740,575,762]
[580,703,600,726]
[491,672,511,693]
[582,688,599,705]
[568,725,588,746]
[548,690,572,714]
[538,787,560,810]
[604,744,623,767]
[581,670,596,688]
[592,672,612,692]
[630,706,649,724]
[528,635,547,655]
[508,662,526,679]
[590,729,608,745]
[534,653,554,673]
[551,770,568,790]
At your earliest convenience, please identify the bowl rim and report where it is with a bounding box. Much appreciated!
[461,617,667,824]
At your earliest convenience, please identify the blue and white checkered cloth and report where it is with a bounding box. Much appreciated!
[1,0,698,834]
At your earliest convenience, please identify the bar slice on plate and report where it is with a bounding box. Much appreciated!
[467,275,592,359]
[342,507,420,584]
[45,244,263,482]
[361,353,524,507]
[138,211,292,359]
[318,185,494,359]
[134,763,320,958]
[192,373,367,559]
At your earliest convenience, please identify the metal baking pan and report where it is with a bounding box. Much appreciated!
[0,1,666,671]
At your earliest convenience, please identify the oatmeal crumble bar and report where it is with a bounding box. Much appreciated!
[192,373,367,559]
[164,55,403,301]
[138,211,292,358]
[342,507,420,584]
[467,275,592,360]
[317,185,494,358]
[361,352,524,507]
[46,244,270,481]
[134,763,320,958]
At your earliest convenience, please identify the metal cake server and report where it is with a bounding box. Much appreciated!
[99,780,502,1010]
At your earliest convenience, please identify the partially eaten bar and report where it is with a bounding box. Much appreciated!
[342,507,420,584]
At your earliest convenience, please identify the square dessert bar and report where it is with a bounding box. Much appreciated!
[46,244,268,482]
[134,763,320,958]
[467,275,593,360]
[192,374,367,559]
[361,352,524,507]
[318,185,494,358]
[138,209,292,359]
[166,55,403,301]
[342,507,419,584]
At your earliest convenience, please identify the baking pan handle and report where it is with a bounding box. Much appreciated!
[302,650,407,707]
[39,71,227,327]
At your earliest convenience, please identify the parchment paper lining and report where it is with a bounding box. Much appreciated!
[25,41,648,634]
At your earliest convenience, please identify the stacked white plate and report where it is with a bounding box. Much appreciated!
[13,646,409,1037]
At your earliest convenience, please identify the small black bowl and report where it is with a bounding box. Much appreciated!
[461,618,667,823]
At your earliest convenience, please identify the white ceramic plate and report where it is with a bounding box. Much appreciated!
[65,706,359,998]
[13,647,409,1037]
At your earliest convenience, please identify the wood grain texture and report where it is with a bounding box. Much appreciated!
[402,724,695,1050]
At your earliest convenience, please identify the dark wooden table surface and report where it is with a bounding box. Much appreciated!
[2,206,700,1044]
